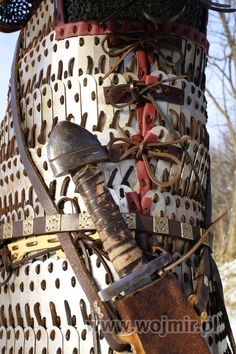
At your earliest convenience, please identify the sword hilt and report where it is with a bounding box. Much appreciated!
[72,164,144,277]
[48,121,144,278]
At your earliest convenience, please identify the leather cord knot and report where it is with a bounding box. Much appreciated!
[108,135,191,188]
[136,140,145,160]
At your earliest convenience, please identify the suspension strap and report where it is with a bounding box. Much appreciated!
[10,33,129,353]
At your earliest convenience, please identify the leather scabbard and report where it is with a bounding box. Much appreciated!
[116,273,210,354]
[10,33,129,353]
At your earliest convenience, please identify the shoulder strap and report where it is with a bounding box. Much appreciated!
[10,33,128,353]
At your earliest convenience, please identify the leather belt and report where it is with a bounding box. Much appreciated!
[0,213,213,249]
[10,33,129,353]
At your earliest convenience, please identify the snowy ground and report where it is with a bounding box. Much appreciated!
[219,259,236,336]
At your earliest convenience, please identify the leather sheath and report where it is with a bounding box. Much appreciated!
[116,273,210,354]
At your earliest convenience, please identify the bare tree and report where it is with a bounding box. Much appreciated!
[206,1,236,261]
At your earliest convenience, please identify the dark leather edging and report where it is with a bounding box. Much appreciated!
[55,19,209,53]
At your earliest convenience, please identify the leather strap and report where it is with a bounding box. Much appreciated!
[126,192,142,213]
[10,33,128,353]
[103,82,185,106]
[0,212,214,249]
[189,246,210,321]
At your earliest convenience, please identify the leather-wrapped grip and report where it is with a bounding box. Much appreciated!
[72,165,144,278]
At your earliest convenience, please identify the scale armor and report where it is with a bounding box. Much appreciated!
[0,0,234,353]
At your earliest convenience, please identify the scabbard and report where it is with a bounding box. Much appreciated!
[115,273,210,354]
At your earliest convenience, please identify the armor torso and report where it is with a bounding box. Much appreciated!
[0,1,233,353]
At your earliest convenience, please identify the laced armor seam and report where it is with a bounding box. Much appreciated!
[108,135,190,188]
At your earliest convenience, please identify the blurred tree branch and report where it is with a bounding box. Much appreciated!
[206,1,236,262]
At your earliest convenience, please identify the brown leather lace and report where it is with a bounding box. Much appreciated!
[105,72,205,199]
[104,76,205,199]
[199,0,236,12]
[101,33,184,81]
[106,75,187,109]
[146,92,206,201]
[163,211,227,273]
[108,135,191,188]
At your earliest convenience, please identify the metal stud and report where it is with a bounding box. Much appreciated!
[123,213,136,229]
[153,217,169,235]
[3,223,12,239]
[23,218,34,236]
[45,215,61,233]
[78,213,95,230]
[181,222,193,240]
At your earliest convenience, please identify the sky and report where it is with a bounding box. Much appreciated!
[0,31,19,113]
[0,16,228,147]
